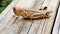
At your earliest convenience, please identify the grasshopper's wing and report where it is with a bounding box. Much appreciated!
[26,9,51,19]
[26,9,52,14]
[27,10,42,14]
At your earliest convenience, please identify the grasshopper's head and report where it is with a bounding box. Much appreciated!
[13,7,26,17]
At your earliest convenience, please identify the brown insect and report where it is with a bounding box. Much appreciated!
[13,7,52,21]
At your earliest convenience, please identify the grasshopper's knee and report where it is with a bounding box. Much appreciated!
[39,6,47,10]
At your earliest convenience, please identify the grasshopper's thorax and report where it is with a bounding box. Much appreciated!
[13,7,28,17]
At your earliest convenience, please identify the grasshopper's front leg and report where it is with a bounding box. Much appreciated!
[12,15,19,24]
[13,15,19,19]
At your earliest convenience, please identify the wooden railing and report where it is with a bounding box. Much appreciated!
[0,0,59,34]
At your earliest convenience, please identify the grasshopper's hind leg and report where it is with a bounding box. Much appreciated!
[29,15,34,23]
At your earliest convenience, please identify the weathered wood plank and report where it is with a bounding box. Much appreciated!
[52,6,60,34]
[42,0,59,34]
[20,20,32,34]
[41,0,51,8]
[37,0,59,34]
[28,20,41,34]
[37,19,45,34]
[0,0,20,32]
[0,0,59,34]
[0,0,36,34]
[1,19,33,34]
[28,0,51,34]
[33,0,45,9]
[15,0,37,34]
[0,0,19,32]
[20,0,45,34]
[0,9,13,32]
[0,16,17,34]
[15,0,37,9]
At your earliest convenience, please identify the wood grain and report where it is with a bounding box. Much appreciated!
[0,0,59,34]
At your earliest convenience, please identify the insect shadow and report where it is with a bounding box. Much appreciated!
[24,18,49,20]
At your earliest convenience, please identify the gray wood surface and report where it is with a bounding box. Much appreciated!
[52,6,60,34]
[0,0,59,34]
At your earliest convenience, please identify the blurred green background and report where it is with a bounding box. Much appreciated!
[0,0,12,13]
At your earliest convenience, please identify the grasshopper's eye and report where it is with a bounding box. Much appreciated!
[13,7,15,12]
[13,7,15,11]
[13,7,16,14]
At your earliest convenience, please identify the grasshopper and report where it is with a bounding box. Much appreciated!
[13,7,52,21]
